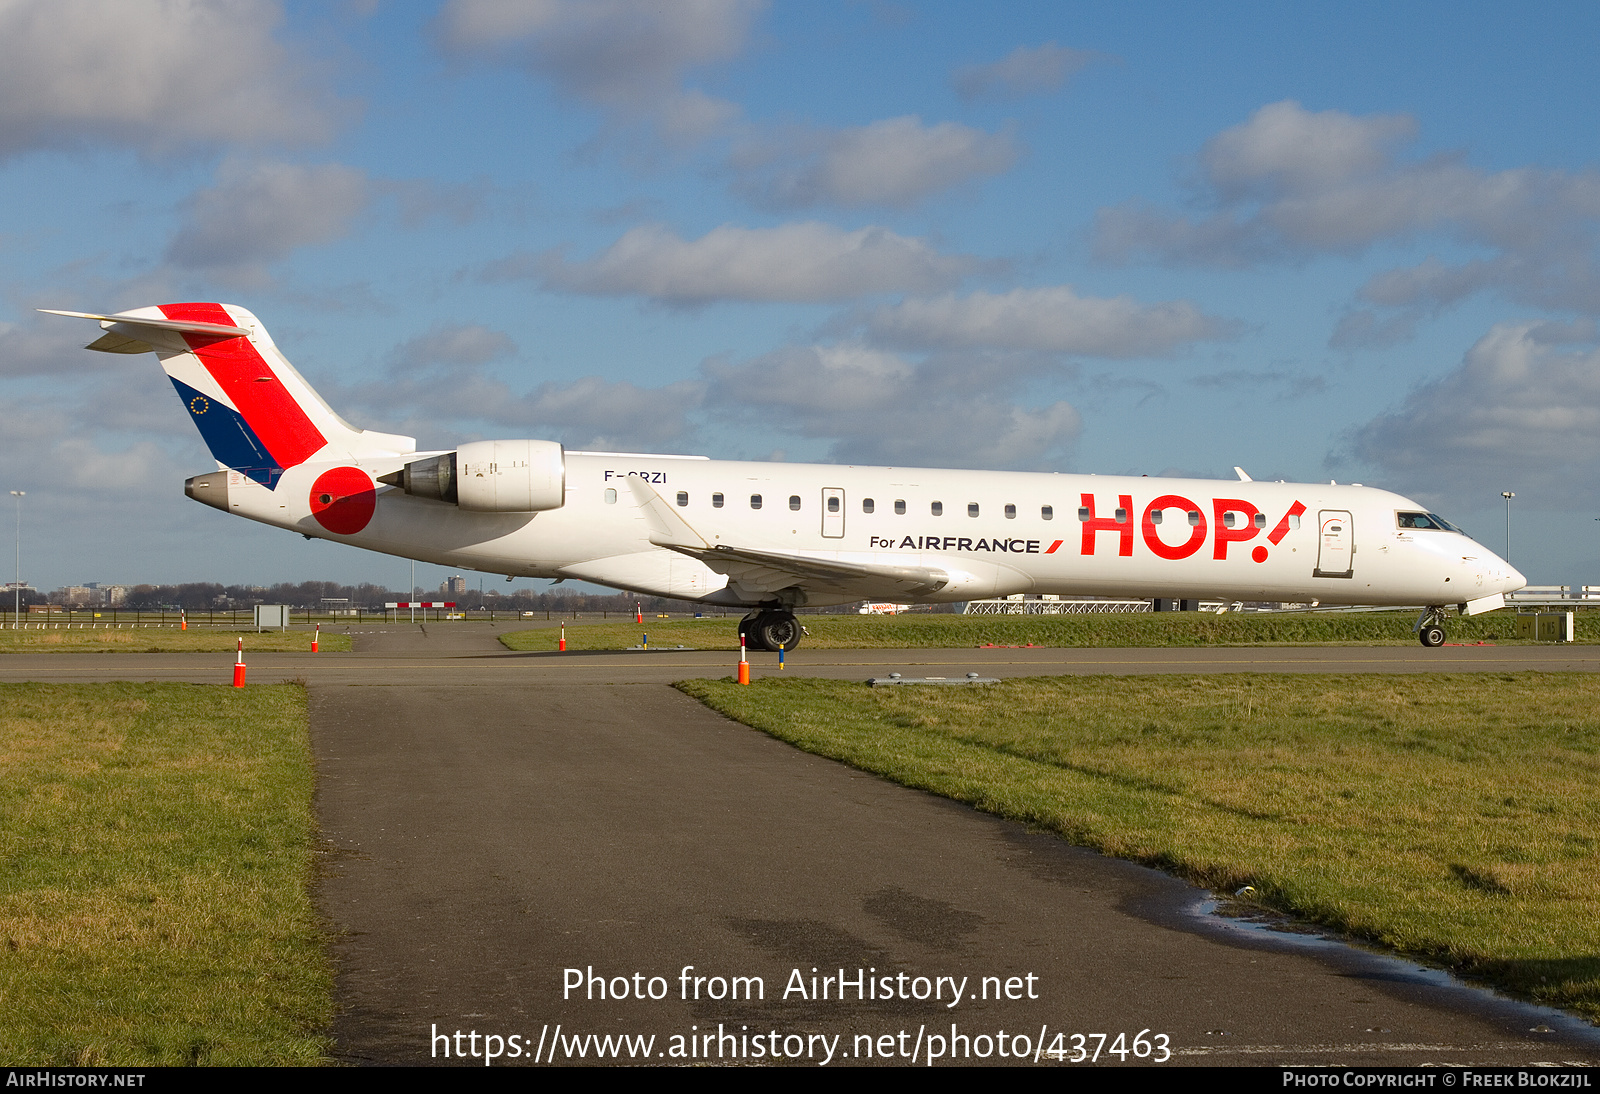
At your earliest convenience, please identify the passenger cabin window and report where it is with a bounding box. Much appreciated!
[1149,509,1162,525]
[1041,505,1053,521]
[863,498,875,513]
[1114,508,1127,523]
[712,493,724,508]
[789,495,801,511]
[968,503,980,517]
[1077,506,1090,521]
[827,496,839,513]
[1187,511,1200,526]
[750,494,762,509]
[895,499,906,515]
[931,501,944,516]
[676,491,689,507]
[1004,504,1016,519]
[1223,512,1238,528]
[604,488,617,504]
[1253,512,1267,528]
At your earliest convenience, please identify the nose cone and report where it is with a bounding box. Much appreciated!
[1496,558,1527,595]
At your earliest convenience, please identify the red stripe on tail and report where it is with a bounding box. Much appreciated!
[159,303,326,473]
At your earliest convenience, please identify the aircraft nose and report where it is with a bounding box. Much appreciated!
[1499,560,1527,594]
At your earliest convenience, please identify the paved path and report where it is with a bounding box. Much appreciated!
[5,624,1599,1065]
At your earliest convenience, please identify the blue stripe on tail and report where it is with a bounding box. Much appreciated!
[169,377,284,488]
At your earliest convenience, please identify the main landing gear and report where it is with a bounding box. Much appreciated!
[1414,606,1449,648]
[740,607,803,652]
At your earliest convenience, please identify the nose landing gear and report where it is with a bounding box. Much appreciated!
[739,607,804,652]
[1415,606,1449,647]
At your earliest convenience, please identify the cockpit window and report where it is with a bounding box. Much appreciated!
[1397,511,1465,533]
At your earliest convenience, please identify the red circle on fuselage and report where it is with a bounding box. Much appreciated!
[310,466,376,534]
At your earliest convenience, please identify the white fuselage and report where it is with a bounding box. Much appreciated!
[211,451,1524,610]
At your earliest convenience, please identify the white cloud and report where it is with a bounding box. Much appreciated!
[434,0,759,144]
[166,160,371,286]
[0,315,118,377]
[351,331,1083,469]
[1094,100,1600,340]
[1347,322,1600,506]
[337,330,704,450]
[0,0,342,159]
[733,116,1018,209]
[952,42,1099,100]
[704,343,1081,468]
[1199,99,1416,201]
[862,286,1238,357]
[390,325,516,372]
[517,221,977,305]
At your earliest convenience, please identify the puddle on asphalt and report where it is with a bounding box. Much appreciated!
[1188,895,1600,1047]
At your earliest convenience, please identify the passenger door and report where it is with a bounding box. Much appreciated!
[1314,510,1354,578]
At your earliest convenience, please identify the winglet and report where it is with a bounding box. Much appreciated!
[626,477,712,550]
[1234,466,1253,482]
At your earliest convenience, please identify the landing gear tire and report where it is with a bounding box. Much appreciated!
[755,610,802,652]
[1419,624,1446,648]
[740,609,803,652]
[737,613,765,651]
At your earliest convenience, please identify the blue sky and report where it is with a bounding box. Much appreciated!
[4,0,1600,594]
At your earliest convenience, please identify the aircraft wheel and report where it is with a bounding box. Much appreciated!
[1419,624,1446,648]
[754,610,803,652]
[738,614,770,652]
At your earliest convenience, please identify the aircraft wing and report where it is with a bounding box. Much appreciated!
[626,477,950,601]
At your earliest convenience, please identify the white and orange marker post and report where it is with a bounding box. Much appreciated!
[312,623,320,653]
[558,622,566,652]
[180,609,187,632]
[232,638,246,688]
[636,602,643,624]
[738,634,750,685]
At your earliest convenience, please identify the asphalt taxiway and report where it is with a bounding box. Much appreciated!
[5,623,1597,1066]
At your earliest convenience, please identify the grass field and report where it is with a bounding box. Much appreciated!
[0,683,332,1065]
[501,610,1591,652]
[680,672,1600,1021]
[0,629,351,654]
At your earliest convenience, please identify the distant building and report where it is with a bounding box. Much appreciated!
[443,575,467,596]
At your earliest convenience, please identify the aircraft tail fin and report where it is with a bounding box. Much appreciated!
[43,303,415,489]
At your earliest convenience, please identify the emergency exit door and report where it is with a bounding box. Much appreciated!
[821,488,845,538]
[1314,510,1354,578]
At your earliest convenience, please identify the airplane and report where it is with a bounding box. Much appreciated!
[44,303,1526,650]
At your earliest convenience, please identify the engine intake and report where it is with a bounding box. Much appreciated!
[379,439,565,512]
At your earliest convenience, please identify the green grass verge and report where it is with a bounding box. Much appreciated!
[679,673,1600,1020]
[0,683,333,1065]
[0,629,352,654]
[502,610,1590,651]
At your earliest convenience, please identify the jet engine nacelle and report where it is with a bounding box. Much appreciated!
[382,439,565,512]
